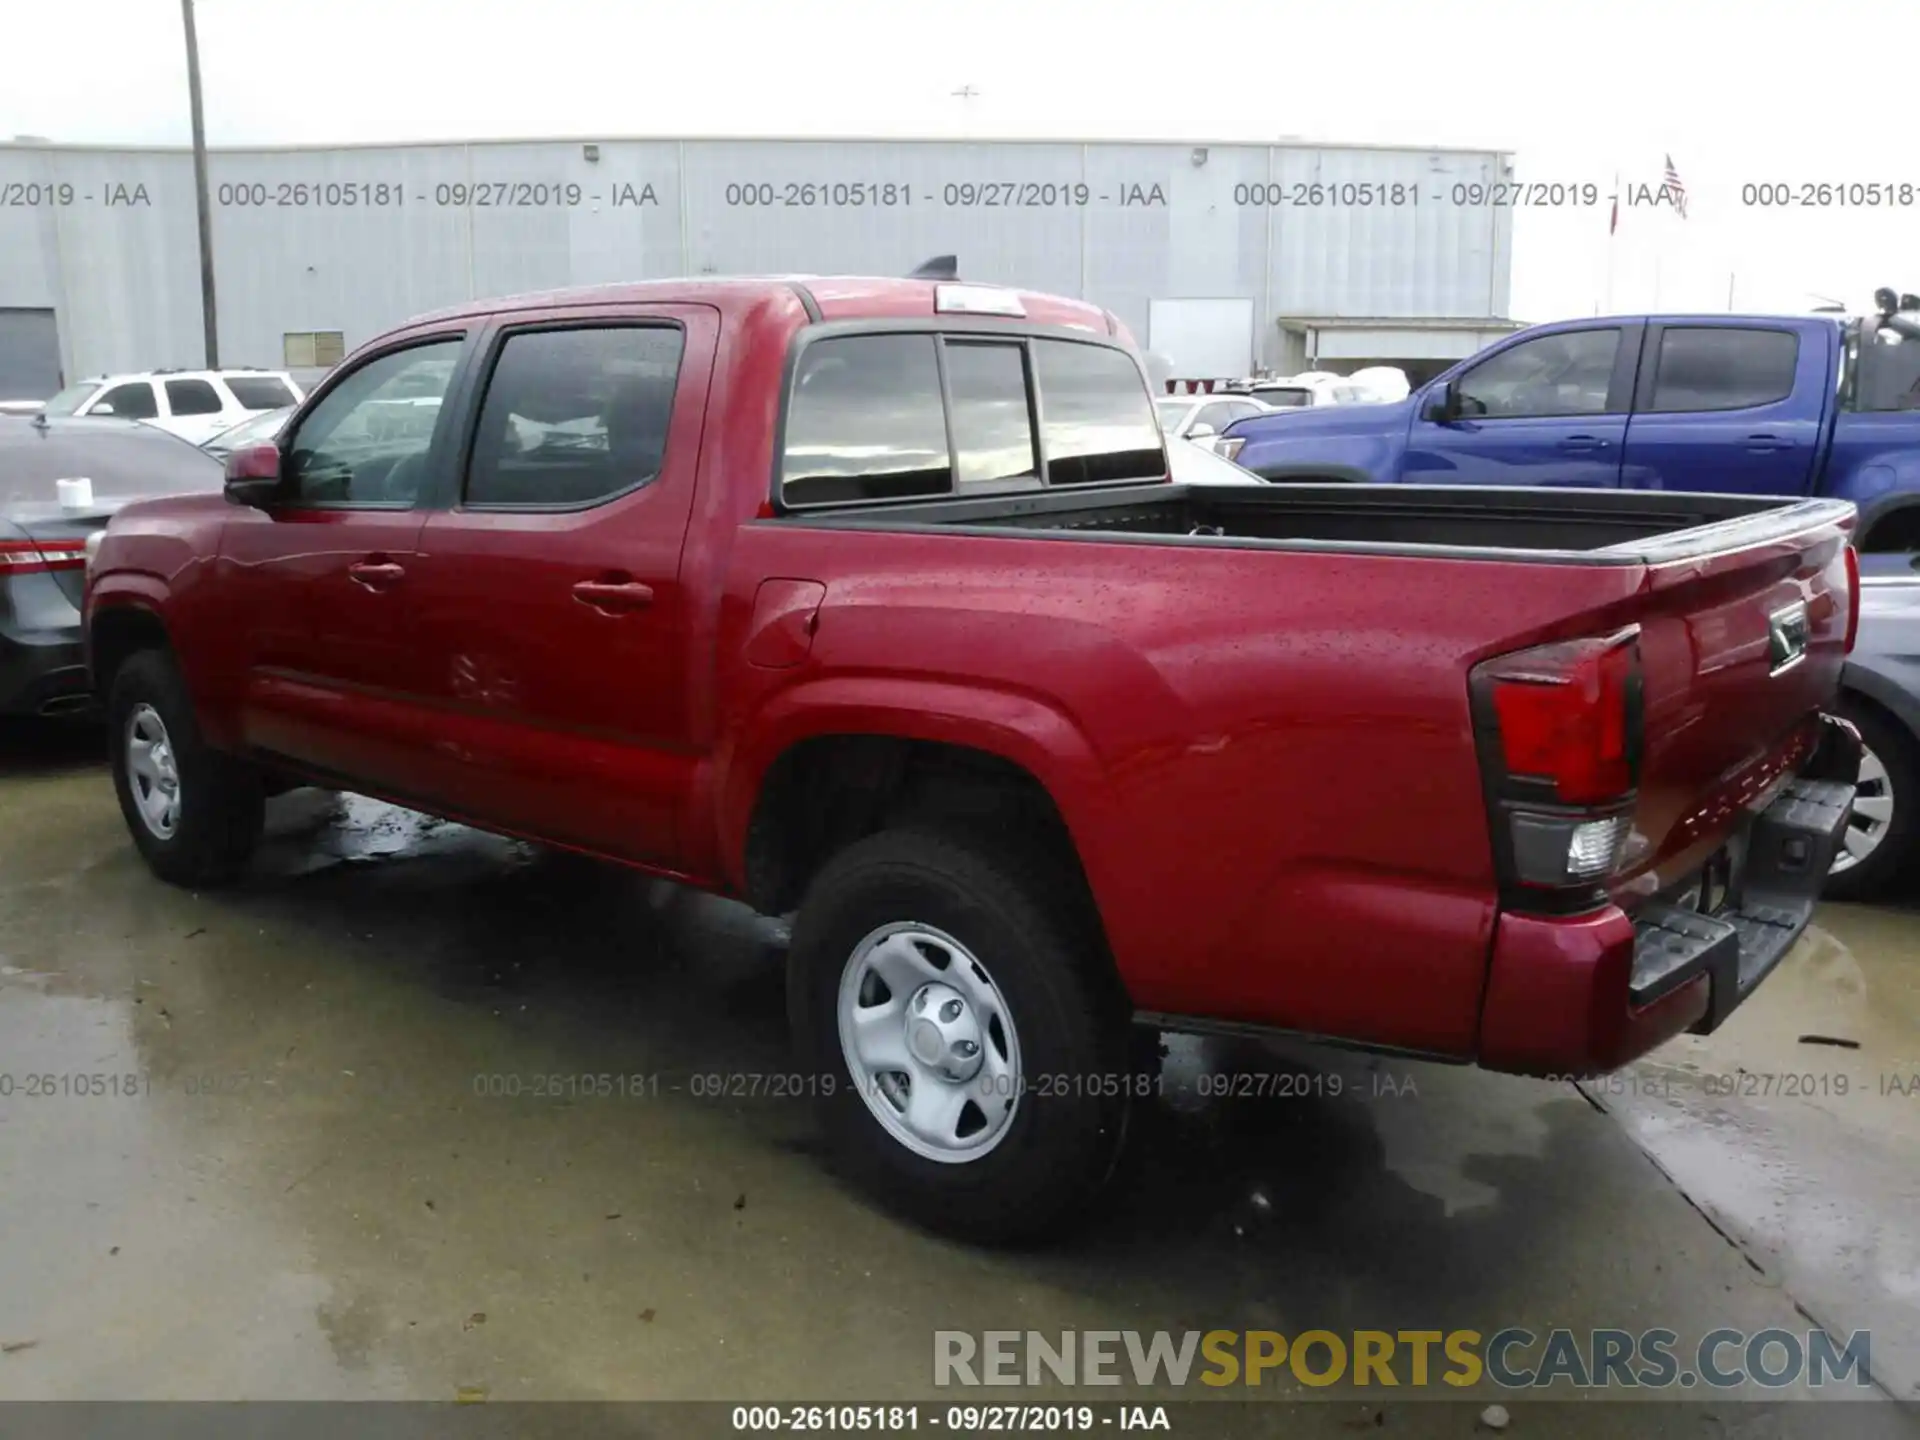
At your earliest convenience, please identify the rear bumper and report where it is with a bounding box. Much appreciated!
[1477,712,1860,1077]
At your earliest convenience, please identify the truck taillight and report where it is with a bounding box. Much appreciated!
[1471,628,1644,902]
[1844,545,1860,655]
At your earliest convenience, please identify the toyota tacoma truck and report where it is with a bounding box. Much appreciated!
[85,272,1862,1242]
[1224,298,1920,556]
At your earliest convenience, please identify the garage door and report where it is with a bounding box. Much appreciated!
[0,309,62,400]
[1147,298,1254,380]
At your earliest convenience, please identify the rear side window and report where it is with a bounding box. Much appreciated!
[92,381,157,420]
[1648,328,1798,412]
[1032,340,1164,485]
[224,375,297,409]
[164,379,224,416]
[782,335,951,506]
[465,325,685,509]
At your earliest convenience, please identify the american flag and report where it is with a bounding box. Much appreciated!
[1664,154,1689,220]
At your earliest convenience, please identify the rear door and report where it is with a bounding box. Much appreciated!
[1621,320,1827,493]
[404,305,718,865]
[1404,323,1638,486]
[159,376,234,445]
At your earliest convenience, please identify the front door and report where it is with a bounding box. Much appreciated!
[218,333,470,791]
[406,306,718,866]
[1405,324,1638,486]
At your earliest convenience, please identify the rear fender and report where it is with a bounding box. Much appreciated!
[712,675,1113,901]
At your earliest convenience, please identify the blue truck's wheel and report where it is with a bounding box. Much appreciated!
[788,828,1132,1243]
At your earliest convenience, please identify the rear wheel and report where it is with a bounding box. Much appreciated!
[788,828,1133,1243]
[1825,698,1917,902]
[109,649,263,887]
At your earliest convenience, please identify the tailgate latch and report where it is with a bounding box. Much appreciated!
[1767,601,1809,674]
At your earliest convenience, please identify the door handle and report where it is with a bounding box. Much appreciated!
[572,578,655,613]
[1557,434,1611,451]
[347,560,406,590]
[1746,433,1796,451]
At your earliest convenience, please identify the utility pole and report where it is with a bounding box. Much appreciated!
[181,0,219,367]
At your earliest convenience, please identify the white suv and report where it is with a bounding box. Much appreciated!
[39,369,306,445]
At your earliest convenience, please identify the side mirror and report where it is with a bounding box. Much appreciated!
[1188,422,1217,439]
[1420,381,1457,423]
[224,442,284,507]
[90,402,116,417]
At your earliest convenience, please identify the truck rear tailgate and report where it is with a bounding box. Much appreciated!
[1611,510,1855,899]
[1477,500,1860,1074]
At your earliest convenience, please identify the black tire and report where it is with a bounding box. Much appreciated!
[1824,697,1919,902]
[108,648,263,888]
[787,828,1133,1244]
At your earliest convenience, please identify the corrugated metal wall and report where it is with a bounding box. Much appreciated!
[0,139,1513,382]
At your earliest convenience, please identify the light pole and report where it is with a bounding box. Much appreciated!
[181,0,219,367]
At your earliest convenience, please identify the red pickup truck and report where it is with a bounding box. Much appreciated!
[85,273,1862,1241]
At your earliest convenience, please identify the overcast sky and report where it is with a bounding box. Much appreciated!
[3,0,1911,322]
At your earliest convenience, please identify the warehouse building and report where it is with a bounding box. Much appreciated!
[0,136,1520,398]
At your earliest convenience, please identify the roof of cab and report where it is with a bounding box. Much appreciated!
[403,275,1118,336]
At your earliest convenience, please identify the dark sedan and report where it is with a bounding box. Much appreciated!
[1,415,224,718]
[1829,563,1920,899]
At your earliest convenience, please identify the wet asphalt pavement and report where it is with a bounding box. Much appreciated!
[1,720,1916,1436]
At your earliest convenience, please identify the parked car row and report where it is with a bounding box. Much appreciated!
[37,367,305,445]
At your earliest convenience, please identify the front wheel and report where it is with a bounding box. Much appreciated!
[787,829,1133,1243]
[108,649,264,887]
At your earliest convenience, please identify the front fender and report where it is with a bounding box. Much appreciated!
[711,673,1115,902]
[1233,425,1405,483]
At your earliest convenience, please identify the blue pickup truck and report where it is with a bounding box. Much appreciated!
[1226,301,1920,555]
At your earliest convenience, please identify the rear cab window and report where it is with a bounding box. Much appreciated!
[778,329,1164,509]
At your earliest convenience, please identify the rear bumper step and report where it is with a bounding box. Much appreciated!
[1629,772,1855,1032]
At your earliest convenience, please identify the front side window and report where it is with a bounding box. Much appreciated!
[1456,328,1621,418]
[164,378,224,416]
[464,326,685,509]
[781,335,951,506]
[1648,327,1798,412]
[283,339,463,505]
[92,382,158,420]
[1032,340,1165,485]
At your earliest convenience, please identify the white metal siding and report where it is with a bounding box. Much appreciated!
[0,139,1513,378]
[1147,298,1255,379]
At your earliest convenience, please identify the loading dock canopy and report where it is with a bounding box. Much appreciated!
[1278,315,1524,363]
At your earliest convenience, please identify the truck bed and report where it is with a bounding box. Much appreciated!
[788,481,1841,562]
